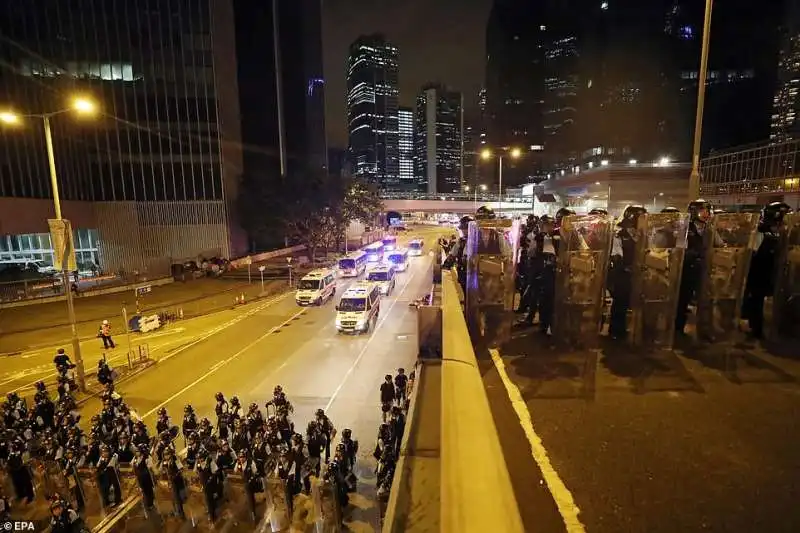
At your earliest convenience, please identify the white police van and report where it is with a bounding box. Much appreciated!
[335,282,381,334]
[366,265,396,296]
[295,268,336,306]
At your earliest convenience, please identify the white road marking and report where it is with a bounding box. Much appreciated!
[488,348,586,533]
[2,291,294,395]
[324,257,423,412]
[141,307,307,419]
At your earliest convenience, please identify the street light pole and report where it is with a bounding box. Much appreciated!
[688,0,714,200]
[43,115,86,392]
[498,155,504,216]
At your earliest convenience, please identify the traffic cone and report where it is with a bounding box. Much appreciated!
[240,292,245,304]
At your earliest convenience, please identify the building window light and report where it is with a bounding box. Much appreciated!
[601,1,609,10]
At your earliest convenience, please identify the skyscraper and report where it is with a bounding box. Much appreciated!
[414,84,463,194]
[484,0,546,185]
[235,0,327,181]
[771,0,800,142]
[398,107,415,187]
[346,34,400,189]
[0,0,245,272]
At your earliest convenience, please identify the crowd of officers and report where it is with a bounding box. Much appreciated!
[1,354,417,531]
[445,199,793,342]
[0,358,369,531]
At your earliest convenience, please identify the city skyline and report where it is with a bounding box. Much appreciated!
[323,0,491,147]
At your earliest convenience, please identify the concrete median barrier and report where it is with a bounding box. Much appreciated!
[383,269,524,533]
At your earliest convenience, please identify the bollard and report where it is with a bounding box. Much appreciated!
[127,352,133,370]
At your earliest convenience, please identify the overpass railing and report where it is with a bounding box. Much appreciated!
[379,192,532,202]
[383,269,524,533]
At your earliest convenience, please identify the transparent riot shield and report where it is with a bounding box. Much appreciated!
[74,467,110,529]
[552,214,613,349]
[260,474,291,532]
[696,213,758,342]
[465,218,520,345]
[311,476,342,532]
[629,213,689,351]
[769,213,800,342]
[218,472,257,526]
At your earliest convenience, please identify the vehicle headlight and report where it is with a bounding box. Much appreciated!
[356,318,366,326]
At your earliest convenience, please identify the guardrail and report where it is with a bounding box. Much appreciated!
[383,269,524,533]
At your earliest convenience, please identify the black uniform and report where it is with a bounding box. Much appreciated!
[676,220,706,333]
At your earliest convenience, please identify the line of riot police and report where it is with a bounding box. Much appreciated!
[446,199,797,349]
[374,369,410,509]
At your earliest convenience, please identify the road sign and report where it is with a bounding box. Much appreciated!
[258,265,266,272]
[136,285,152,296]
[47,218,77,271]
[243,256,253,266]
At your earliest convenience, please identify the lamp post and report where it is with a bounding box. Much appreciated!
[688,0,714,200]
[1,96,97,392]
[481,147,522,216]
[464,184,487,212]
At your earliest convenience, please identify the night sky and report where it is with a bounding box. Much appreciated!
[322,0,492,148]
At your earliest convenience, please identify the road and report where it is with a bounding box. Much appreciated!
[482,330,800,533]
[71,226,441,531]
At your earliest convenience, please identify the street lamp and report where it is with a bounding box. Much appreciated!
[464,184,487,211]
[481,147,522,215]
[688,0,714,200]
[0,95,98,392]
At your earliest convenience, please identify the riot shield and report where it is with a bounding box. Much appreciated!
[260,474,291,532]
[770,213,800,341]
[219,472,258,526]
[76,467,107,524]
[465,218,520,345]
[696,213,758,342]
[629,213,689,351]
[311,476,342,533]
[552,214,613,349]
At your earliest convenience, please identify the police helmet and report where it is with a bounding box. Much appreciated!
[458,215,474,232]
[588,208,608,216]
[760,201,792,229]
[475,205,496,220]
[555,207,575,221]
[342,428,352,439]
[660,207,680,213]
[617,204,648,228]
[688,198,713,221]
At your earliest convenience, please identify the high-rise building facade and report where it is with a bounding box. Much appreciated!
[398,107,415,187]
[235,0,327,182]
[771,0,800,143]
[346,34,400,189]
[669,0,782,153]
[484,0,546,186]
[0,0,245,273]
[414,84,463,194]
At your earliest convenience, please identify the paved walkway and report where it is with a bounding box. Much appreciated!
[0,278,287,354]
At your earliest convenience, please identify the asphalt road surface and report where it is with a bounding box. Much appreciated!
[482,329,800,533]
[70,227,441,531]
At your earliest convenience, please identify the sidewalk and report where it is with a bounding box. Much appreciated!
[0,278,288,354]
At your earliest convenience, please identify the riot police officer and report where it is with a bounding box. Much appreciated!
[132,444,156,509]
[608,205,647,339]
[523,214,557,331]
[96,444,122,507]
[743,201,792,338]
[443,215,474,292]
[676,199,713,335]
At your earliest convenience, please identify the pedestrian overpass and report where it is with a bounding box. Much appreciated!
[380,193,534,214]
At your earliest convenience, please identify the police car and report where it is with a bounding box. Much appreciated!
[335,283,381,334]
[294,268,336,306]
[366,265,396,295]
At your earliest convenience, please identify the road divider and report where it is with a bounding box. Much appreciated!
[383,269,525,533]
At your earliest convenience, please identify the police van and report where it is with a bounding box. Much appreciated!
[408,239,424,256]
[335,282,381,334]
[295,268,337,306]
[366,265,396,295]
